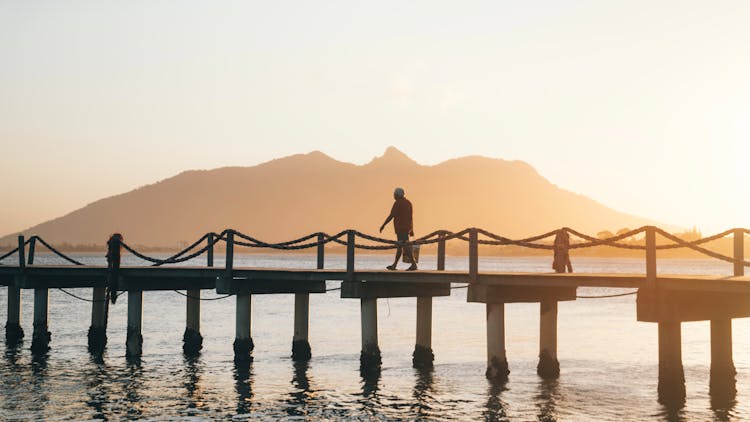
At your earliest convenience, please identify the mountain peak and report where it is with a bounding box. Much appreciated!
[367,146,418,167]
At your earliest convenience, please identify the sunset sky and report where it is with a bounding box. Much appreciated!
[1,1,748,236]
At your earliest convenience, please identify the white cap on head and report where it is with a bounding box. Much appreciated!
[394,187,405,197]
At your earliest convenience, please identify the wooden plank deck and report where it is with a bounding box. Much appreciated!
[2,265,750,294]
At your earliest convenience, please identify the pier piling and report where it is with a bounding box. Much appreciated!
[413,297,434,367]
[6,284,23,344]
[486,303,509,381]
[126,291,143,358]
[537,300,560,378]
[28,238,51,354]
[183,289,202,355]
[360,297,381,371]
[31,287,51,354]
[234,291,254,361]
[291,233,324,361]
[88,287,108,355]
[292,293,311,360]
[657,321,685,404]
[6,236,25,344]
[413,234,443,368]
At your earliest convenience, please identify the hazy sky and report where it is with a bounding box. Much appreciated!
[1,1,748,236]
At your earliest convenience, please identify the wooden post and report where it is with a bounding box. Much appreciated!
[6,236,25,344]
[412,235,443,368]
[29,238,51,354]
[27,237,36,265]
[233,291,253,361]
[292,293,311,361]
[207,232,214,267]
[346,230,355,282]
[413,297,434,368]
[31,287,51,354]
[317,233,325,270]
[183,289,202,355]
[6,284,23,344]
[87,287,108,356]
[182,234,213,355]
[645,226,656,288]
[734,228,744,277]
[126,291,143,358]
[225,231,234,280]
[469,229,478,282]
[537,301,560,378]
[708,229,743,397]
[360,297,381,371]
[292,234,324,361]
[486,303,509,381]
[657,321,685,404]
[17,235,26,270]
[437,233,446,271]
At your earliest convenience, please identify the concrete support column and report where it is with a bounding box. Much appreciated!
[5,284,23,344]
[710,319,736,396]
[183,289,203,355]
[292,293,311,361]
[87,287,108,355]
[233,292,254,361]
[360,297,381,370]
[30,288,51,354]
[126,291,143,358]
[537,300,560,378]
[486,303,509,381]
[657,321,685,404]
[412,297,434,368]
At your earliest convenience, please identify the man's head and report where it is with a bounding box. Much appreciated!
[393,187,405,199]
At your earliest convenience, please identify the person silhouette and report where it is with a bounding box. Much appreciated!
[379,187,417,271]
[552,230,573,273]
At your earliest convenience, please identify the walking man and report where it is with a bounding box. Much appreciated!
[379,187,417,271]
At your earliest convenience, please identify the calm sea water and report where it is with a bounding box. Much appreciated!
[0,253,748,421]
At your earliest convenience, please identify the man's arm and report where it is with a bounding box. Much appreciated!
[379,215,393,233]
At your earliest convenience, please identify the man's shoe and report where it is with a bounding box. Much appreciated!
[386,265,397,271]
[406,264,417,271]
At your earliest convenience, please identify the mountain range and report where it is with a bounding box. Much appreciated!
[1,147,656,247]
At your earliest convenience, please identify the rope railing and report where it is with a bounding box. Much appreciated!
[1,226,748,268]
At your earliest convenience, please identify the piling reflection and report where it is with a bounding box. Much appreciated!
[710,371,737,421]
[183,355,206,414]
[233,360,254,415]
[535,378,560,421]
[285,361,315,416]
[411,367,436,418]
[84,360,112,419]
[358,365,382,415]
[122,360,145,418]
[483,377,508,421]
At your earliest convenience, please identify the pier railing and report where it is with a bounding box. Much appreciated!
[2,226,748,274]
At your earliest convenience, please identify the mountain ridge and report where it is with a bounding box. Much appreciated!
[0,147,658,247]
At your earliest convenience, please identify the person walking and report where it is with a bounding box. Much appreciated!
[552,230,573,273]
[379,187,417,271]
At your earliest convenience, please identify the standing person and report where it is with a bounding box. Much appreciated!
[552,230,573,273]
[380,187,417,271]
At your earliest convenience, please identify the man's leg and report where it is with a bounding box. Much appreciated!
[388,246,403,270]
[405,244,417,270]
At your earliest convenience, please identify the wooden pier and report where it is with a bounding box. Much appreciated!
[1,226,749,405]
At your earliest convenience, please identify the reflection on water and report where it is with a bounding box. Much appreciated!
[411,367,436,417]
[183,355,206,415]
[536,378,560,421]
[233,360,254,415]
[285,360,316,417]
[483,378,508,421]
[124,360,144,418]
[710,375,737,421]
